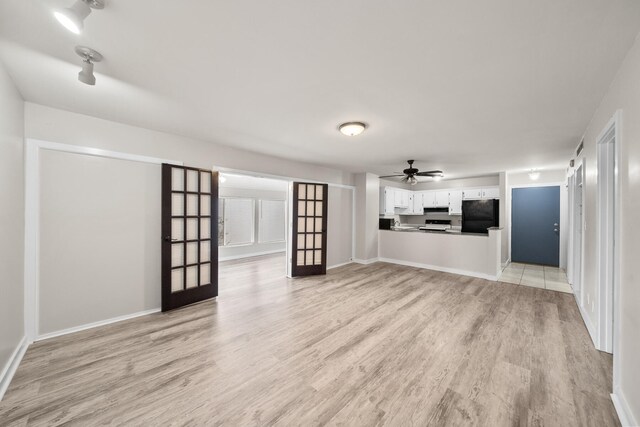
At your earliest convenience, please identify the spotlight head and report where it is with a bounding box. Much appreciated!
[78,60,96,85]
[75,46,103,86]
[54,0,105,34]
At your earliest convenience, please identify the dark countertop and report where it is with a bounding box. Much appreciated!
[382,228,489,237]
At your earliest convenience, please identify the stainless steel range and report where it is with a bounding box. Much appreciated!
[419,219,452,231]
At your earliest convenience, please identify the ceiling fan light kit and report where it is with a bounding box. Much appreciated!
[380,160,444,185]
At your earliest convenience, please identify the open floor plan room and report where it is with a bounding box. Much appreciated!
[0,258,616,426]
[1,1,640,426]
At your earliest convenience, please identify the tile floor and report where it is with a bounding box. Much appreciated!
[500,262,573,293]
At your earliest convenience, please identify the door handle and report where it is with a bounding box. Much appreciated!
[554,223,559,227]
[164,235,178,242]
[554,229,559,232]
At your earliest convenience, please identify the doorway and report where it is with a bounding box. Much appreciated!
[217,173,290,288]
[596,111,620,354]
[511,186,561,266]
[571,163,584,301]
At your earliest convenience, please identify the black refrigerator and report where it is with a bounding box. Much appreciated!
[461,199,499,234]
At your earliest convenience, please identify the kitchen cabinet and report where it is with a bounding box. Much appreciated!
[380,187,395,215]
[482,187,500,199]
[435,191,449,207]
[462,188,483,200]
[462,187,500,200]
[411,192,424,214]
[394,189,409,208]
[422,191,436,208]
[449,190,463,215]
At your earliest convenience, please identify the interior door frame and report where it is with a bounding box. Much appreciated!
[595,110,621,358]
[212,166,356,277]
[23,138,182,342]
[508,182,567,268]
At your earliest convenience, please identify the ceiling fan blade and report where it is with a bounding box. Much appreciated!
[379,174,406,178]
[416,170,444,177]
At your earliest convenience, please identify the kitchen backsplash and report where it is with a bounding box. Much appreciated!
[398,213,462,226]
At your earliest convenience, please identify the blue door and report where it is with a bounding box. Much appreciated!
[512,186,560,266]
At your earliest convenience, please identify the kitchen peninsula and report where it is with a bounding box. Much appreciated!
[378,228,502,281]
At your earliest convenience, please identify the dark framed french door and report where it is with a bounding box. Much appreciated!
[291,182,328,277]
[161,164,218,311]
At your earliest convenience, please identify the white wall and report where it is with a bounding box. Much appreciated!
[499,172,508,264]
[327,186,354,268]
[219,187,286,261]
[25,103,354,187]
[410,175,499,191]
[506,169,569,269]
[355,173,379,262]
[24,103,356,336]
[0,60,25,395]
[39,150,161,335]
[577,32,640,425]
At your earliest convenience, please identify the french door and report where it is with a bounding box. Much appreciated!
[291,182,328,277]
[161,164,218,311]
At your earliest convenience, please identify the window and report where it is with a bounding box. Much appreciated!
[259,200,286,243]
[220,198,254,246]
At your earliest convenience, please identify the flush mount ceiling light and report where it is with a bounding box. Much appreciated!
[54,0,105,34]
[529,169,541,180]
[75,46,102,85]
[338,122,367,136]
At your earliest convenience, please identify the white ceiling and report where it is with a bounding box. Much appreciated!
[1,0,640,179]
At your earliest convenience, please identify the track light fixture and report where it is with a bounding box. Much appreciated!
[54,0,105,34]
[75,46,102,86]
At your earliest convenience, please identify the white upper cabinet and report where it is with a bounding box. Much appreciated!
[412,192,424,214]
[482,187,500,199]
[435,191,449,207]
[379,185,500,216]
[380,187,395,215]
[422,191,436,208]
[462,188,483,200]
[448,190,463,215]
[394,189,409,207]
[462,187,500,200]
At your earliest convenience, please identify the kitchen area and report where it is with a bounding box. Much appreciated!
[378,181,503,280]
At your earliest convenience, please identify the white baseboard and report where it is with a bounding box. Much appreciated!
[353,257,379,265]
[0,336,28,401]
[219,249,286,262]
[36,308,161,342]
[611,391,638,427]
[378,257,497,281]
[327,260,354,270]
[575,294,598,348]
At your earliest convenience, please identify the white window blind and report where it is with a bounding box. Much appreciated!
[259,200,286,243]
[223,198,254,246]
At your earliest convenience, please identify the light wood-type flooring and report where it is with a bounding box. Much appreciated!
[0,254,618,426]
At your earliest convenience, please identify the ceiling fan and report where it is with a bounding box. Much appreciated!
[380,160,444,185]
